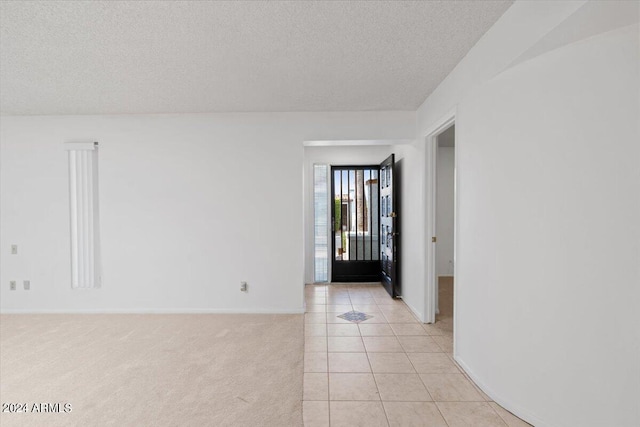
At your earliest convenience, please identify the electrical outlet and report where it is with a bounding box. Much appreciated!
[10,281,16,291]
[240,281,248,292]
[11,245,18,255]
[23,280,30,290]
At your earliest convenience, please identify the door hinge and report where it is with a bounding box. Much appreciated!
[432,236,437,243]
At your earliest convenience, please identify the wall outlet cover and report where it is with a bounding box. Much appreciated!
[10,281,16,290]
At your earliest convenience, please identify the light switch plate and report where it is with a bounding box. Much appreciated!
[23,280,30,290]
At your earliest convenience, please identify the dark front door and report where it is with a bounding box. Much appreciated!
[331,166,380,282]
[380,154,399,297]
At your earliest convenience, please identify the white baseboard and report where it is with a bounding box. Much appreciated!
[454,354,551,427]
[402,299,425,323]
[0,307,305,314]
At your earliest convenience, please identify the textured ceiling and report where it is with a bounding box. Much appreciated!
[0,1,513,115]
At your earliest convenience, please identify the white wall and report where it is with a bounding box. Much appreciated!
[415,0,587,137]
[0,112,413,313]
[436,146,454,276]
[396,1,591,325]
[303,145,393,285]
[395,2,639,426]
[453,24,639,427]
[390,142,423,319]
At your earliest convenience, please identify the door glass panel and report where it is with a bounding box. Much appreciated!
[355,169,363,261]
[348,169,355,260]
[368,169,379,261]
[334,170,345,261]
[333,166,380,263]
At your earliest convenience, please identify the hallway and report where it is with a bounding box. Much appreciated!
[302,283,530,426]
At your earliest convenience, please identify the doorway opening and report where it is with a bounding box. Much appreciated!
[434,125,455,331]
[329,154,399,298]
[304,143,404,301]
[425,115,455,329]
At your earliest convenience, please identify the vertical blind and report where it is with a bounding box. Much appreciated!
[65,142,101,289]
[313,164,328,282]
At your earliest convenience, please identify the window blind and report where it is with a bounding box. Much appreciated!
[65,142,101,289]
[313,164,328,282]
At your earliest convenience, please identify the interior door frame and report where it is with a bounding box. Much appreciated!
[424,110,456,325]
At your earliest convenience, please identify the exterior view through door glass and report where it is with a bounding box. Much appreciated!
[331,166,380,282]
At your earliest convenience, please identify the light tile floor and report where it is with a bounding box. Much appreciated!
[302,282,532,427]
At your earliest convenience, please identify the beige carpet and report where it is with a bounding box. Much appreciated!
[0,314,303,427]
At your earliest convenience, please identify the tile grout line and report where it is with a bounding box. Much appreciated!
[307,284,457,426]
[368,295,391,426]
[303,285,331,426]
[313,284,519,426]
[394,295,445,420]
[486,403,510,427]
[388,294,452,427]
[325,287,331,426]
